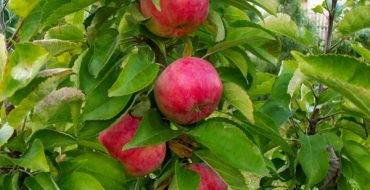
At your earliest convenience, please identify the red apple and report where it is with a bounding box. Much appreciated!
[154,57,222,125]
[98,114,166,176]
[188,163,227,190]
[140,0,209,38]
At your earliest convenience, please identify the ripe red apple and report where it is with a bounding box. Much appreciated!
[188,163,227,190]
[140,0,209,38]
[154,57,222,125]
[98,114,166,176]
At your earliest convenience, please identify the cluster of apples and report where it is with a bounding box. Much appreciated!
[99,0,226,189]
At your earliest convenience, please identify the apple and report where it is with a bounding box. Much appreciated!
[188,163,227,190]
[154,57,222,125]
[98,114,166,176]
[140,0,209,38]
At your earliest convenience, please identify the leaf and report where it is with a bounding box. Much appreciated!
[82,86,131,121]
[217,67,248,90]
[249,0,278,15]
[45,24,84,42]
[33,39,81,56]
[0,124,14,147]
[262,13,313,46]
[220,0,263,20]
[58,172,104,190]
[271,60,298,107]
[88,29,119,77]
[239,111,294,156]
[18,0,98,41]
[337,6,370,36]
[169,161,200,190]
[343,141,370,174]
[312,5,324,14]
[2,172,20,190]
[259,99,291,127]
[0,43,49,102]
[195,150,247,190]
[296,135,329,187]
[152,0,161,12]
[0,34,7,81]
[72,152,126,190]
[9,0,41,17]
[82,55,131,121]
[16,139,49,172]
[31,130,76,149]
[292,52,370,118]
[206,11,225,42]
[31,87,85,132]
[352,43,370,61]
[25,173,60,190]
[222,48,248,77]
[190,119,267,175]
[223,82,254,124]
[125,110,181,149]
[108,50,159,97]
[7,69,72,128]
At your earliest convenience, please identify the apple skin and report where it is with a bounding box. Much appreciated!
[98,114,166,176]
[188,163,227,190]
[140,0,209,38]
[154,57,222,125]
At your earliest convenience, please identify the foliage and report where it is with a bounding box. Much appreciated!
[0,0,369,189]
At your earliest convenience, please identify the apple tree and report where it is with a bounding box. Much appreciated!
[0,0,369,189]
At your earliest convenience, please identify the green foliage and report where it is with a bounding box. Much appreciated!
[0,0,369,189]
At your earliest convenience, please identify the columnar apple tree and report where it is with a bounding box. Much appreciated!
[0,0,369,189]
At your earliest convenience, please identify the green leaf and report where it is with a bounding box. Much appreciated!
[169,161,200,190]
[352,43,370,61]
[82,86,131,121]
[221,0,263,20]
[31,87,85,132]
[88,29,119,77]
[292,52,370,118]
[16,139,49,172]
[33,39,81,56]
[18,0,98,41]
[249,0,278,15]
[262,13,313,46]
[31,130,76,149]
[224,6,250,25]
[343,141,370,174]
[238,112,294,156]
[206,11,225,42]
[0,43,49,102]
[312,5,324,14]
[217,67,248,90]
[152,0,161,12]
[25,173,60,190]
[9,0,41,17]
[195,150,247,190]
[2,172,20,190]
[296,135,329,187]
[337,6,370,36]
[125,110,181,149]
[190,119,267,175]
[58,172,104,190]
[0,34,7,81]
[222,48,248,77]
[259,99,291,127]
[7,69,72,128]
[271,61,298,107]
[45,24,84,42]
[108,50,159,97]
[223,82,254,124]
[82,56,131,121]
[0,124,14,147]
[72,152,126,190]
[248,74,275,94]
